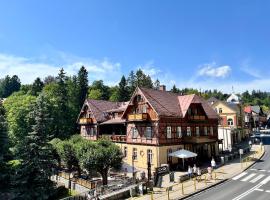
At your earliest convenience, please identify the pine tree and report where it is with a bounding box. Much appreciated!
[127,70,136,96]
[0,102,8,160]
[31,77,44,96]
[118,76,129,102]
[14,94,56,200]
[153,79,160,89]
[55,68,70,139]
[171,84,180,93]
[77,66,88,107]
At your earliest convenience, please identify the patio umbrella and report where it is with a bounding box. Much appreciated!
[169,149,198,169]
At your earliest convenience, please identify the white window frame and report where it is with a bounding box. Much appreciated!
[145,126,152,139]
[196,127,200,136]
[187,127,191,136]
[227,118,234,126]
[204,126,208,136]
[133,148,137,160]
[123,147,127,158]
[177,126,182,138]
[210,127,214,135]
[132,127,139,138]
[219,108,222,113]
[166,126,172,138]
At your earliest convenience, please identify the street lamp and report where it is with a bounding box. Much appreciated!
[147,161,151,182]
[132,155,135,183]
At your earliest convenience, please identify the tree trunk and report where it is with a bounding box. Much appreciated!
[100,170,108,185]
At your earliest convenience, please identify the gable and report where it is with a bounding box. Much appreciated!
[212,101,237,114]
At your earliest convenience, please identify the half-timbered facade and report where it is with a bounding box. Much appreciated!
[77,99,128,141]
[120,87,219,172]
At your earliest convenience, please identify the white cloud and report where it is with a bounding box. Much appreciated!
[0,53,122,85]
[198,62,231,78]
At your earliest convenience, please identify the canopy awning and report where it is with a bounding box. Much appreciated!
[169,149,197,159]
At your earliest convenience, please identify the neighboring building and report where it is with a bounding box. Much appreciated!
[209,93,246,151]
[77,99,128,141]
[78,87,220,174]
[244,105,267,129]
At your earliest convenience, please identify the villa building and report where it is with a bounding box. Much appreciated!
[208,94,247,151]
[78,86,220,174]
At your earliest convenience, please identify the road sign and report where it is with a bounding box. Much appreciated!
[239,149,243,155]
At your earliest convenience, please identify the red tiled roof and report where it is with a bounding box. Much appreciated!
[86,99,122,122]
[244,106,252,113]
[140,87,181,117]
[137,87,218,119]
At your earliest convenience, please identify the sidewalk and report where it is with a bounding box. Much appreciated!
[129,144,265,200]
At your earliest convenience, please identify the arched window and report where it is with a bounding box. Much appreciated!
[227,118,234,126]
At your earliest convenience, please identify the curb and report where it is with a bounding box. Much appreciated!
[178,150,265,200]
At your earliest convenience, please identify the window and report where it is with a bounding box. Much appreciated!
[145,127,152,139]
[210,127,214,135]
[215,108,218,113]
[132,127,139,138]
[142,105,147,113]
[147,149,153,164]
[194,108,198,115]
[123,147,127,158]
[187,127,191,136]
[204,127,208,136]
[167,148,172,163]
[196,127,200,136]
[227,118,233,126]
[177,126,182,138]
[90,127,94,136]
[219,108,222,113]
[188,108,192,115]
[166,126,172,138]
[133,148,137,160]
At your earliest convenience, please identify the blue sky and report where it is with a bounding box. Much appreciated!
[0,0,270,92]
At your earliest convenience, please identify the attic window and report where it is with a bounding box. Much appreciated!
[136,95,142,102]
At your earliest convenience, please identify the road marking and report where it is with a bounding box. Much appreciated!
[232,172,248,180]
[268,170,270,173]
[266,190,270,193]
[250,169,257,171]
[255,188,264,191]
[241,173,256,182]
[260,169,266,172]
[260,176,270,184]
[250,174,265,183]
[232,183,263,200]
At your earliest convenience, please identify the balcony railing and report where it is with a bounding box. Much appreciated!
[128,113,148,121]
[79,117,94,124]
[100,135,127,143]
[188,115,206,120]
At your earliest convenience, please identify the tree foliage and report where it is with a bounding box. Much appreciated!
[14,94,56,200]
[0,75,21,98]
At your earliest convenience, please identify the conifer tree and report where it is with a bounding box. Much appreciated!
[118,76,129,102]
[14,94,56,200]
[77,66,88,107]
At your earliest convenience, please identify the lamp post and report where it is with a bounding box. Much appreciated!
[147,161,151,182]
[132,155,135,183]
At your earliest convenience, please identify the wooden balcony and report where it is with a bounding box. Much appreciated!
[188,115,206,120]
[128,113,148,121]
[100,135,127,143]
[79,118,94,124]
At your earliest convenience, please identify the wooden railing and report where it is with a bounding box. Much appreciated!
[101,135,127,143]
[188,115,206,120]
[128,113,148,121]
[79,117,94,124]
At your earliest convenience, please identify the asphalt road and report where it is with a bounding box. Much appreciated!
[186,136,270,200]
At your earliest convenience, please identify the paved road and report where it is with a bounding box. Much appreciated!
[187,136,270,200]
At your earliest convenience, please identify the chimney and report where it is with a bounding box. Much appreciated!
[159,85,166,91]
